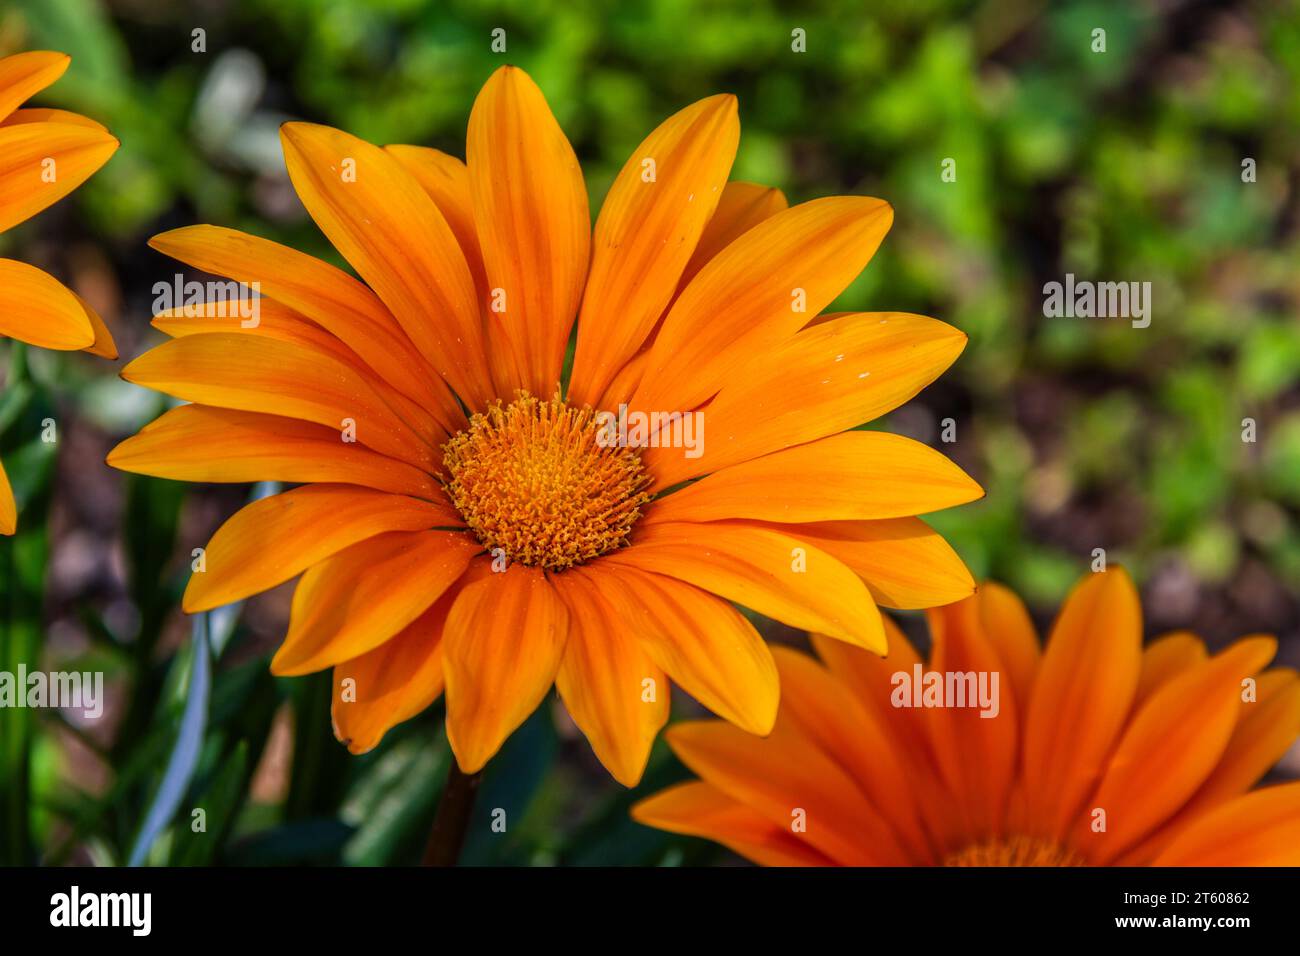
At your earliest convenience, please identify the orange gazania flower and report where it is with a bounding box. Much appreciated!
[0,51,119,533]
[633,568,1300,864]
[108,66,982,785]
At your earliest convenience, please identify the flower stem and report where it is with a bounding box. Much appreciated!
[421,760,482,866]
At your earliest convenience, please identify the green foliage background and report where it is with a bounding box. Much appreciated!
[0,0,1296,865]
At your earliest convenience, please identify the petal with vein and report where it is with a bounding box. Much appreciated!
[1,106,105,131]
[976,581,1040,713]
[271,530,478,676]
[631,781,835,867]
[924,598,1018,842]
[1020,568,1142,839]
[467,66,590,397]
[632,196,892,415]
[331,592,460,755]
[645,430,982,525]
[665,719,903,865]
[0,51,70,123]
[122,333,435,469]
[0,258,93,349]
[184,484,458,612]
[676,181,788,291]
[642,312,967,489]
[280,123,493,405]
[602,519,885,651]
[150,299,446,448]
[1082,637,1277,863]
[551,571,669,787]
[1152,783,1300,866]
[107,405,439,499]
[0,121,118,233]
[739,517,975,611]
[771,646,931,862]
[384,144,488,298]
[442,567,570,773]
[1135,631,1206,699]
[149,226,462,429]
[569,94,738,406]
[579,562,778,735]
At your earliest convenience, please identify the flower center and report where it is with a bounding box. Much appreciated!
[943,836,1084,867]
[441,394,652,572]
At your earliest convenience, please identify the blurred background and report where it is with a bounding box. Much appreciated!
[0,0,1297,865]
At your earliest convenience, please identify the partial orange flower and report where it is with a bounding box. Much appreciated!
[108,65,982,785]
[634,568,1300,864]
[0,51,119,533]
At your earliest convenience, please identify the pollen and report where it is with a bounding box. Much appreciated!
[943,836,1085,867]
[441,394,652,572]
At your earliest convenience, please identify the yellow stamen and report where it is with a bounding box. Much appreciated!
[943,836,1085,867]
[441,394,652,572]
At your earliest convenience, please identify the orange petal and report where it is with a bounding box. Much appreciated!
[551,571,669,787]
[975,581,1040,714]
[271,530,478,676]
[149,298,446,449]
[148,226,462,431]
[1151,783,1300,866]
[1,106,106,131]
[747,517,975,610]
[631,197,892,415]
[677,181,789,291]
[184,484,458,612]
[331,591,459,755]
[122,333,435,469]
[810,624,921,714]
[467,66,590,397]
[1082,637,1278,863]
[644,431,982,525]
[0,458,14,535]
[631,780,836,866]
[0,259,93,349]
[578,563,778,734]
[442,567,569,773]
[383,143,516,395]
[569,94,739,406]
[771,646,932,862]
[1135,631,1207,699]
[665,719,903,865]
[924,597,1018,842]
[107,405,438,499]
[603,519,886,652]
[642,312,967,489]
[279,123,493,406]
[598,182,788,409]
[0,121,117,233]
[0,51,70,122]
[1020,568,1142,839]
[75,292,116,358]
[383,145,488,299]
[808,625,951,836]
[596,348,650,411]
[1123,669,1300,863]
[153,296,321,340]
[1187,668,1300,808]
